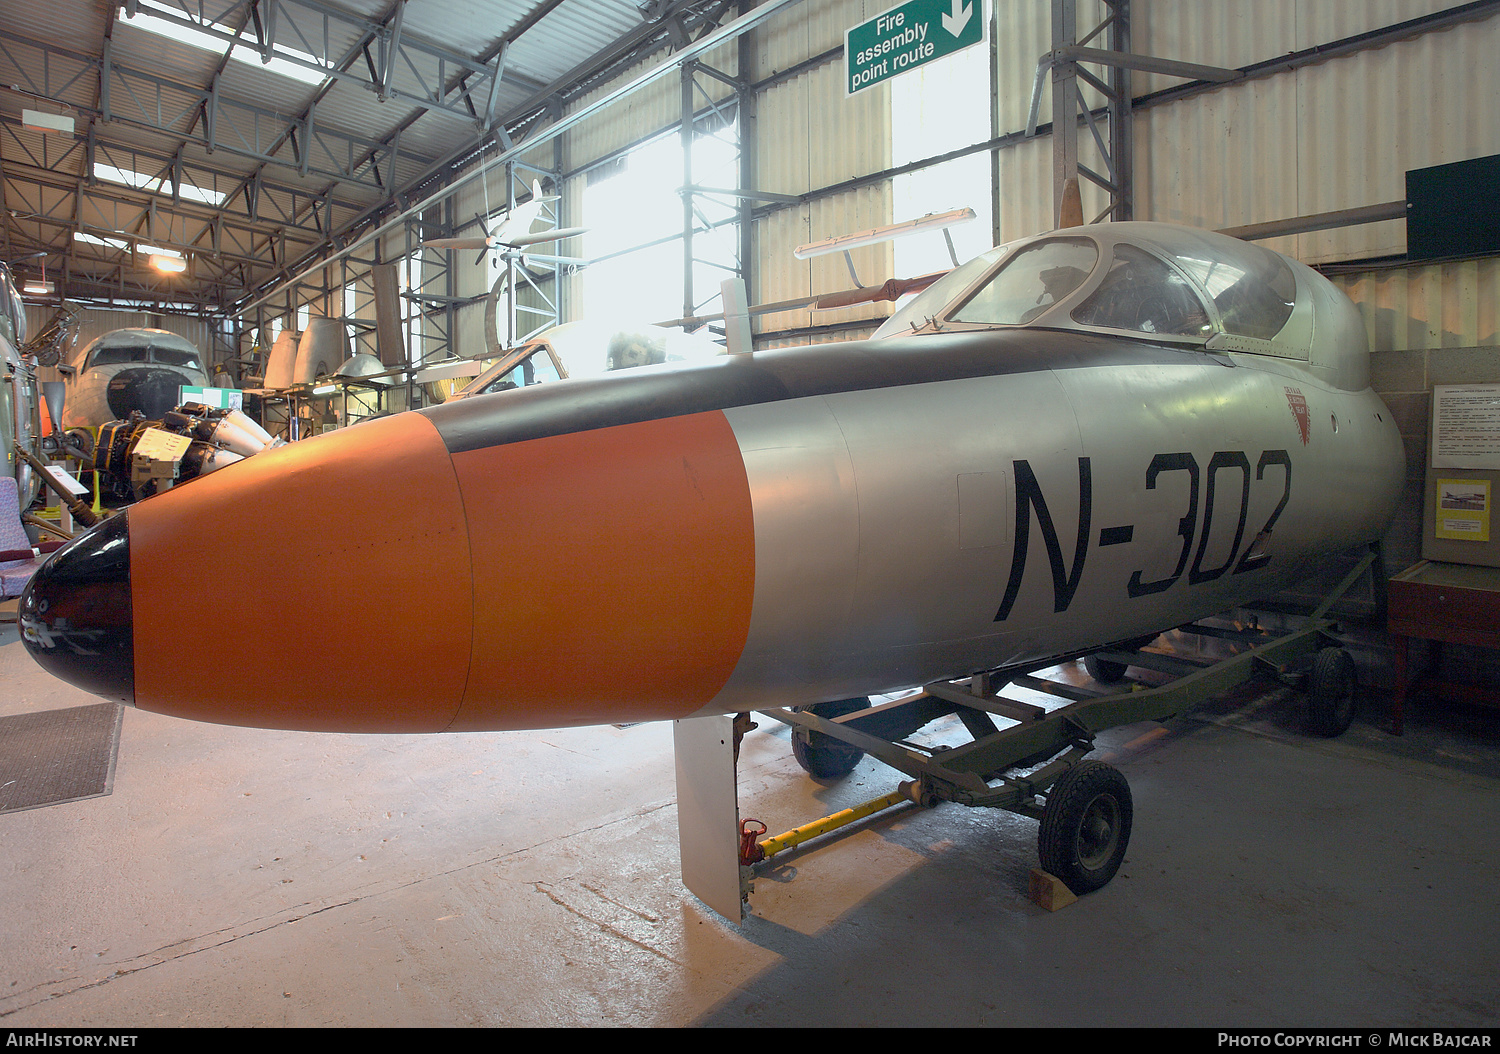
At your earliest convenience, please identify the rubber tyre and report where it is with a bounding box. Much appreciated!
[1038,761,1133,895]
[791,698,868,780]
[1307,647,1357,738]
[1084,652,1128,684]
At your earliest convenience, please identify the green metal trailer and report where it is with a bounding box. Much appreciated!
[754,548,1378,896]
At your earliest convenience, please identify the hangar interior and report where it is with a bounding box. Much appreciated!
[1,0,1499,1028]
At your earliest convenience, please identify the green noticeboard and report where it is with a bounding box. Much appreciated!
[846,0,985,96]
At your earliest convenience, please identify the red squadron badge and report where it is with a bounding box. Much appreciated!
[1284,387,1311,445]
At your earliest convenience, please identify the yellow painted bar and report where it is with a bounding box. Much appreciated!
[758,790,909,860]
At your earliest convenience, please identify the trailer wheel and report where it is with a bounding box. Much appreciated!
[1038,762,1133,894]
[1084,652,1128,684]
[1307,647,1356,737]
[791,698,868,780]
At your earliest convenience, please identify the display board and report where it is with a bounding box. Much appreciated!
[1423,384,1500,566]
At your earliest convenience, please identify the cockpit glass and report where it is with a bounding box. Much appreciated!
[949,239,1099,326]
[152,347,202,370]
[462,344,562,396]
[88,345,151,367]
[876,251,998,336]
[1169,241,1296,340]
[1072,244,1214,338]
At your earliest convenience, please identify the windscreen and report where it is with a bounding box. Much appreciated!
[949,239,1100,326]
[461,344,562,396]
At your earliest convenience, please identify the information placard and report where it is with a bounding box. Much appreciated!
[1431,384,1500,470]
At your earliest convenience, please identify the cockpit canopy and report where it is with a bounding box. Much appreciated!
[79,329,206,373]
[874,221,1365,368]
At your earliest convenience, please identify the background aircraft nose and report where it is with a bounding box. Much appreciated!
[19,512,134,705]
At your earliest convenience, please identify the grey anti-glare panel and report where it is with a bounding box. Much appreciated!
[0,703,122,813]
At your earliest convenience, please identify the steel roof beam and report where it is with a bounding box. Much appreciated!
[125,0,547,127]
[0,29,435,196]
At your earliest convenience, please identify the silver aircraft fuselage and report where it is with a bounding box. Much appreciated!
[19,222,1404,733]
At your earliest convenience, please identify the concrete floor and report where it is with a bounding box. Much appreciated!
[1,619,1497,1028]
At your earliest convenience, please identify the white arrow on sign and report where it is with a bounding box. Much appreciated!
[942,0,972,37]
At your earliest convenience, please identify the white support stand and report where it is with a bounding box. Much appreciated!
[672,714,744,921]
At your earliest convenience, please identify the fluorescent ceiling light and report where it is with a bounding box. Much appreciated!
[138,244,182,258]
[22,109,75,136]
[94,162,225,206]
[23,279,52,294]
[75,231,131,250]
[122,1,330,87]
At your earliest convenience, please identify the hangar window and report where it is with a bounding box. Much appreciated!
[581,120,740,327]
[891,42,994,277]
[1072,245,1213,338]
[950,239,1098,325]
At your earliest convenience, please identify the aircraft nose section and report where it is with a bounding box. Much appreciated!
[18,512,135,705]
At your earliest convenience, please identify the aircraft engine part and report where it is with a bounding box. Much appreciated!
[224,408,279,447]
[262,331,301,390]
[94,401,275,502]
[183,414,268,458]
[293,318,349,385]
[334,352,391,385]
[180,442,245,478]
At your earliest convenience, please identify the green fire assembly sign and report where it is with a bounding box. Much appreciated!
[845,0,985,96]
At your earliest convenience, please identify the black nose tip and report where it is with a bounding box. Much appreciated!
[19,511,135,705]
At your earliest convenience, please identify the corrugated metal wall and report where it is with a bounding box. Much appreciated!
[996,1,1500,257]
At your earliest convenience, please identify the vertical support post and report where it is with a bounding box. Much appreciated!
[681,62,696,320]
[989,0,1002,245]
[737,22,755,314]
[100,37,112,123]
[555,124,567,323]
[1108,0,1133,221]
[1050,0,1078,229]
[504,161,517,348]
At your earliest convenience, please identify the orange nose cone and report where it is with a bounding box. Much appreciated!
[129,413,474,732]
[446,410,756,731]
[124,406,756,734]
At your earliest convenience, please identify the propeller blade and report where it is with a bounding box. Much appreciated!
[1057,177,1084,229]
[812,270,949,310]
[422,237,494,251]
[503,227,589,248]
